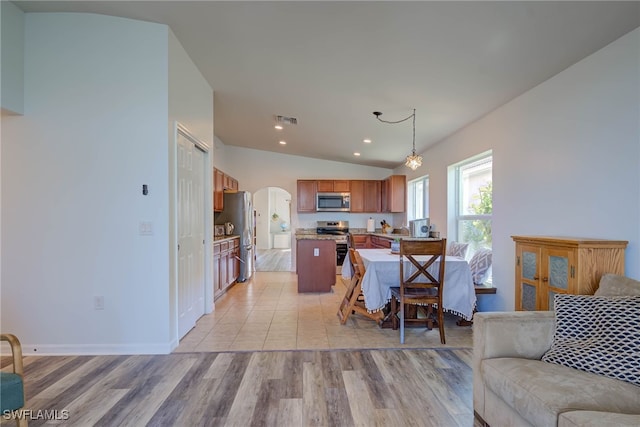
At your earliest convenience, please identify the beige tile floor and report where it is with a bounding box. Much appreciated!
[174,271,473,353]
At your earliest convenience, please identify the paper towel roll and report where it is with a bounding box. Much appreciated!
[366,218,375,232]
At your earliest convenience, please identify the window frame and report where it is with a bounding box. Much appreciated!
[407,175,429,222]
[451,151,492,251]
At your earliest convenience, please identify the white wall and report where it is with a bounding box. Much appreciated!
[1,1,25,114]
[394,28,640,311]
[167,30,214,346]
[0,12,213,355]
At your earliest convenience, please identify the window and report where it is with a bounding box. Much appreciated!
[454,153,492,256]
[407,175,429,221]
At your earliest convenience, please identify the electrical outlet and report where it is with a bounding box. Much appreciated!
[94,296,104,310]
[313,248,319,256]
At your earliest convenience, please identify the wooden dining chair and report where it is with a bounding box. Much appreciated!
[337,248,384,325]
[390,238,447,344]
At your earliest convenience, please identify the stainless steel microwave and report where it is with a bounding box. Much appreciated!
[316,192,350,212]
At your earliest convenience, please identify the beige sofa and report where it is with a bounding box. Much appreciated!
[473,275,640,427]
[473,274,640,427]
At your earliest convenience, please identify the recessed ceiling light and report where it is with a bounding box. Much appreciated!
[354,152,361,156]
[363,139,372,143]
[274,125,283,130]
[279,141,287,145]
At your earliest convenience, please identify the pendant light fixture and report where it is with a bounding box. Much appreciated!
[373,108,422,170]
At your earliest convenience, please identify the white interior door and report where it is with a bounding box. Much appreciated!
[177,132,206,338]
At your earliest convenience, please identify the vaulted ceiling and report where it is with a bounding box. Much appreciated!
[14,1,640,168]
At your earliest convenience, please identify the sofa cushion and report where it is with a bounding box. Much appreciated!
[541,294,640,386]
[595,273,640,296]
[482,358,640,427]
[559,410,640,427]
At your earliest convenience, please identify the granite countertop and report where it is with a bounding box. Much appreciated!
[295,234,345,240]
[294,228,411,241]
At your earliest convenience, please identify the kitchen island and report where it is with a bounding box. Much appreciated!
[295,237,336,293]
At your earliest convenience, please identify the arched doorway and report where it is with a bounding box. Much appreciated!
[253,187,293,271]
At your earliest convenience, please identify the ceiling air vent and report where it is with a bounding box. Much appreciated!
[275,115,298,125]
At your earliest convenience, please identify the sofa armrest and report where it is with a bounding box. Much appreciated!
[473,311,556,362]
[473,311,556,422]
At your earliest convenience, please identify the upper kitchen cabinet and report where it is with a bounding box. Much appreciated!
[381,175,406,213]
[350,180,381,213]
[214,168,224,212]
[297,180,317,212]
[224,174,238,192]
[317,180,350,192]
[214,168,239,212]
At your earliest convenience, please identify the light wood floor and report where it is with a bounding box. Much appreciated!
[2,347,478,426]
[255,248,293,272]
[176,271,473,352]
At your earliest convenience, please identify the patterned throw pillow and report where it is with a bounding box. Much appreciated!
[447,242,469,258]
[542,294,640,386]
[469,248,492,284]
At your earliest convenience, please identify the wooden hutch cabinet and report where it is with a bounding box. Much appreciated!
[512,236,627,311]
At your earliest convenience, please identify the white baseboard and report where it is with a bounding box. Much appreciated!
[17,342,174,356]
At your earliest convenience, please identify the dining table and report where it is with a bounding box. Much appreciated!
[341,248,477,321]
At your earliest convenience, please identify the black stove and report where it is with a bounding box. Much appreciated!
[316,220,349,236]
[316,221,349,273]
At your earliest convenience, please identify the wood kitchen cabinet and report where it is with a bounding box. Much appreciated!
[381,175,406,213]
[350,180,365,212]
[346,180,381,213]
[214,168,239,212]
[512,236,627,311]
[297,177,397,213]
[214,168,224,212]
[370,235,392,249]
[297,180,317,212]
[317,180,350,192]
[349,234,370,249]
[214,241,221,294]
[214,237,241,300]
[363,180,381,212]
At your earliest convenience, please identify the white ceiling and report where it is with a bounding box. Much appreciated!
[14,1,640,169]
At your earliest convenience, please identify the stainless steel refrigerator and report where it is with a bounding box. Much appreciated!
[217,191,254,282]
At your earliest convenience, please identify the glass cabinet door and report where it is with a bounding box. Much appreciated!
[517,245,540,310]
[542,247,574,309]
[522,250,538,281]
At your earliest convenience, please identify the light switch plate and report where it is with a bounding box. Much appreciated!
[139,221,153,235]
[313,248,319,256]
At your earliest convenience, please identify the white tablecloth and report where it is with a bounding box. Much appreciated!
[342,249,477,320]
